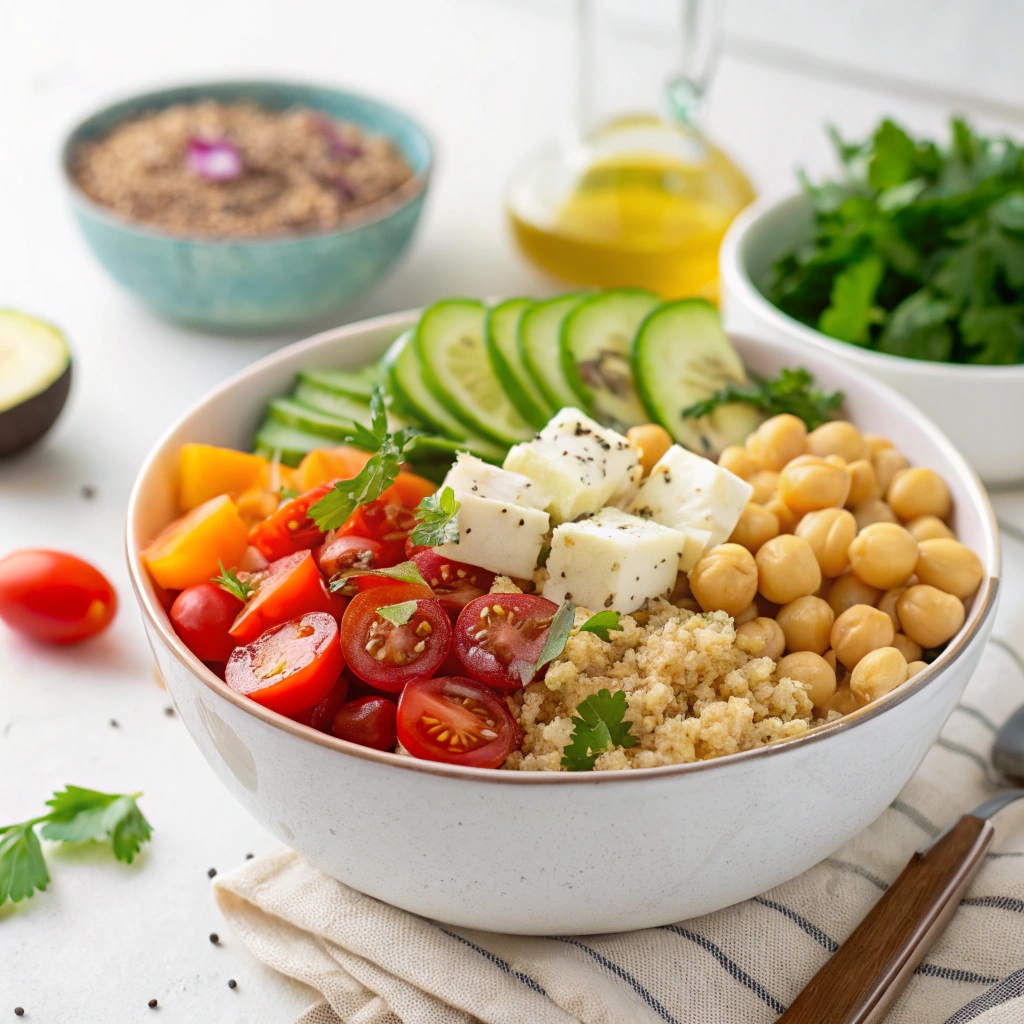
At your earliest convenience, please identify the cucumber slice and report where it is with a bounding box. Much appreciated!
[297,365,381,400]
[292,379,372,422]
[519,295,586,411]
[484,299,551,428]
[415,299,533,445]
[560,289,660,429]
[404,434,504,465]
[633,299,763,458]
[253,419,325,466]
[267,397,374,442]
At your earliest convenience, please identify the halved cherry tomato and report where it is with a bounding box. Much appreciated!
[332,696,398,749]
[341,583,450,692]
[226,612,344,716]
[229,550,344,645]
[0,549,118,644]
[412,551,496,620]
[396,676,521,768]
[315,534,384,579]
[454,593,560,692]
[338,500,417,566]
[248,481,338,561]
[292,675,350,732]
[170,581,243,662]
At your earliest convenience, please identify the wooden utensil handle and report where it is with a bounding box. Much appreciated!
[777,814,994,1024]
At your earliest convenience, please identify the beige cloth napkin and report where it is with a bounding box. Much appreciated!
[213,639,1024,1024]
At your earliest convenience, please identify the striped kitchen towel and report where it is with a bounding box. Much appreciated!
[213,638,1024,1024]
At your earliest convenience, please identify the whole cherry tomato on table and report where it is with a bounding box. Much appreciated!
[170,581,243,662]
[397,676,521,768]
[331,696,398,750]
[0,549,117,644]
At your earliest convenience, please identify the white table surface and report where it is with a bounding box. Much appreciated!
[3,1,1024,1020]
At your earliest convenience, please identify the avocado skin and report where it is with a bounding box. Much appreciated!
[0,361,72,457]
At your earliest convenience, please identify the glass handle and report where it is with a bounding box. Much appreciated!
[667,0,724,126]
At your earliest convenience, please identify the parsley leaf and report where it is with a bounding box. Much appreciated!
[682,368,844,431]
[375,600,418,626]
[0,823,49,904]
[212,561,256,602]
[510,601,575,687]
[410,486,460,547]
[578,610,621,642]
[560,689,637,771]
[817,255,885,344]
[329,559,428,591]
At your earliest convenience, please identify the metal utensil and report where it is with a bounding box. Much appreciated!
[778,708,1024,1024]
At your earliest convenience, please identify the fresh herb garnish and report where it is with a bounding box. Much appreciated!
[510,601,576,687]
[682,368,843,431]
[375,600,418,626]
[578,610,621,642]
[309,387,417,531]
[767,117,1024,366]
[410,486,461,547]
[212,561,256,602]
[329,559,428,592]
[560,689,637,771]
[1,786,152,905]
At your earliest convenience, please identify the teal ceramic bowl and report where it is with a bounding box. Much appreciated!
[62,81,432,332]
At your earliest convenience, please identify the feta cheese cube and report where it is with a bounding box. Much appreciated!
[678,527,712,572]
[542,507,687,613]
[629,445,752,551]
[433,455,550,578]
[503,408,642,524]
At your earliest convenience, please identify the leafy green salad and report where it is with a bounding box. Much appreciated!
[766,118,1024,365]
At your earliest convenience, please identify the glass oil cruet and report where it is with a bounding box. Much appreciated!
[506,0,755,299]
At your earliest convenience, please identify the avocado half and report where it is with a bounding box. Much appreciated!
[0,311,72,457]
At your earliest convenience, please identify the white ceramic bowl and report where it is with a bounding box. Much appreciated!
[720,193,1024,486]
[126,309,1000,935]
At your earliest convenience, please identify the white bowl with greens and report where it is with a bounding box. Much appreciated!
[719,118,1024,485]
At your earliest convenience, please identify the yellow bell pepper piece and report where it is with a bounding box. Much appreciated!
[179,444,268,512]
[297,446,371,492]
[143,494,249,591]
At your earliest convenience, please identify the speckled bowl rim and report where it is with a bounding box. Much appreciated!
[125,308,1001,785]
[60,78,433,246]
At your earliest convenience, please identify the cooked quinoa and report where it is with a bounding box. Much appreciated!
[503,593,822,771]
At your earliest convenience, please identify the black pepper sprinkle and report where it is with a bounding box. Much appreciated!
[464,527,471,534]
[207,868,217,878]
[518,519,525,526]
[80,484,96,500]
[227,980,237,990]
[209,933,219,944]
[245,853,254,860]
[148,999,158,1009]
[109,719,119,728]
[164,706,174,716]
[14,1010,24,1017]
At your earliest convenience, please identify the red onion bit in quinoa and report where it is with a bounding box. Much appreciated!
[314,115,364,159]
[186,137,244,182]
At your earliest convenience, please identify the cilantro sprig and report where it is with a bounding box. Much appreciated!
[212,561,256,602]
[309,387,417,531]
[410,486,461,547]
[1,786,152,906]
[578,610,621,642]
[510,601,576,687]
[561,689,637,771]
[683,368,843,432]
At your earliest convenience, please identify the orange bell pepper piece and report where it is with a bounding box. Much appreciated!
[297,446,372,492]
[179,444,268,512]
[143,494,249,591]
[383,471,438,508]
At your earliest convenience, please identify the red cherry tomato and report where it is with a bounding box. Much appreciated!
[412,551,496,620]
[341,583,451,693]
[292,675,350,732]
[226,612,343,716]
[170,582,243,662]
[248,481,337,561]
[0,549,117,644]
[397,676,521,768]
[338,500,417,566]
[332,696,398,749]
[315,534,384,579]
[454,593,560,692]
[229,550,344,645]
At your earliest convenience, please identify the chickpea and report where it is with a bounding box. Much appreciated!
[853,497,899,531]
[823,649,838,673]
[776,595,835,654]
[914,538,983,600]
[736,616,786,661]
[848,522,919,589]
[831,604,895,669]
[850,647,908,706]
[626,423,673,476]
[824,454,848,470]
[887,467,952,522]
[906,515,955,542]
[896,585,965,649]
[755,534,822,605]
[777,455,851,514]
[735,602,759,625]
[826,685,859,716]
[777,651,837,708]
[806,421,867,463]
[828,573,881,617]
[676,597,701,613]
[670,572,692,602]
[765,495,798,534]
[863,433,894,457]
[748,469,780,505]
[689,543,759,618]
[845,460,881,507]
[873,447,910,495]
[795,507,857,578]
[729,502,780,554]
[876,587,906,630]
[755,593,781,618]
[906,660,929,678]
[892,632,923,663]
[746,414,807,471]
[718,445,760,480]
